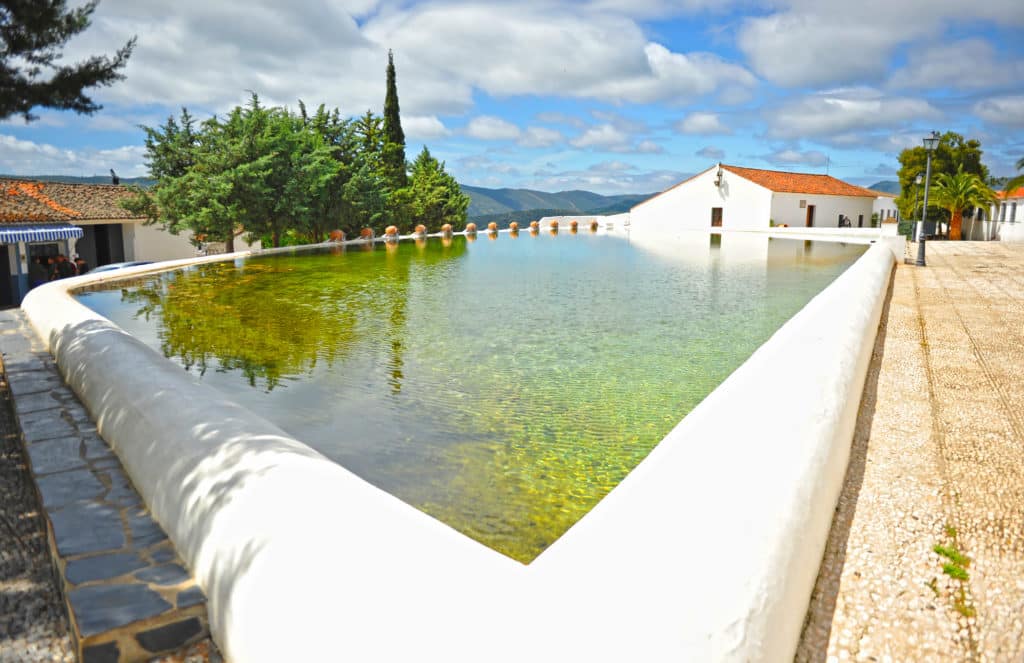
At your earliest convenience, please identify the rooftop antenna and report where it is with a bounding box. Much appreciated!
[825,156,830,176]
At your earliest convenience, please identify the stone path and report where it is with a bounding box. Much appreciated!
[0,310,218,662]
[798,241,1024,662]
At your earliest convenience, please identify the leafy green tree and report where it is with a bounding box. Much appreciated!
[343,158,388,232]
[381,49,407,190]
[895,132,989,224]
[0,0,135,121]
[931,166,997,241]
[404,146,470,231]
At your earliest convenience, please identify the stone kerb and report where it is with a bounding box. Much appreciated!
[20,239,895,661]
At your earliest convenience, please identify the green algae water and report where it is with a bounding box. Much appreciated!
[76,232,865,562]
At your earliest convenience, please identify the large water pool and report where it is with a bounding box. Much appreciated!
[76,231,865,562]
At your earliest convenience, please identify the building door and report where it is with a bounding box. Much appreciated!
[91,224,125,267]
[0,246,13,308]
[805,205,816,227]
[711,207,723,227]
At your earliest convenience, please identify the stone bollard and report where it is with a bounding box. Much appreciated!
[570,220,578,234]
[441,223,453,237]
[414,224,427,238]
[509,222,519,232]
[530,221,540,231]
[487,222,498,234]
[590,220,599,232]
[465,222,477,234]
[549,220,559,234]
[360,227,375,242]
[328,229,345,243]
[384,225,399,241]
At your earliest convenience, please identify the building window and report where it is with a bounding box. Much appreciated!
[799,200,807,208]
[858,214,864,227]
[1012,203,1018,223]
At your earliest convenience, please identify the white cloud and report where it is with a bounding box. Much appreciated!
[759,148,829,168]
[696,146,725,160]
[888,40,1024,91]
[60,0,754,118]
[535,112,586,128]
[636,140,663,153]
[765,88,941,140]
[973,96,1024,127]
[465,116,521,141]
[675,112,731,135]
[737,1,1024,88]
[571,124,630,149]
[518,127,564,148]
[0,134,147,176]
[403,115,450,139]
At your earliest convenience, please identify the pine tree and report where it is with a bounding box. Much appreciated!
[381,49,407,189]
[0,0,136,121]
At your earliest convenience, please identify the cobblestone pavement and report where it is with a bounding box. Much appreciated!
[0,354,74,663]
[798,242,1024,662]
[0,323,221,662]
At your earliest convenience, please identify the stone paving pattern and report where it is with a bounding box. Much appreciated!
[798,242,1024,662]
[0,310,212,662]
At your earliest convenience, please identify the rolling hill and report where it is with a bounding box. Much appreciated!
[461,184,652,218]
[867,180,900,195]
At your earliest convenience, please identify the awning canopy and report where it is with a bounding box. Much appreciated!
[0,224,83,244]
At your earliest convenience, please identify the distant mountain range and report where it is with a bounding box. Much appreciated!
[460,184,653,219]
[867,180,900,194]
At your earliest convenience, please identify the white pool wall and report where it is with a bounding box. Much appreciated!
[21,232,895,662]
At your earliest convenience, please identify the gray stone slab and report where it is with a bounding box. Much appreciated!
[176,586,206,609]
[19,410,77,442]
[49,501,126,557]
[36,467,106,509]
[100,469,143,508]
[66,552,149,585]
[150,545,176,564]
[69,583,173,637]
[8,373,63,398]
[127,510,167,548]
[135,616,203,653]
[12,389,65,415]
[64,402,95,427]
[135,563,190,587]
[2,352,52,375]
[81,433,116,460]
[81,640,120,663]
[26,436,87,475]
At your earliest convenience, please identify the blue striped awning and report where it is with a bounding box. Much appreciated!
[0,224,84,243]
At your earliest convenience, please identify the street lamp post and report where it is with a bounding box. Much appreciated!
[916,131,940,267]
[912,173,923,239]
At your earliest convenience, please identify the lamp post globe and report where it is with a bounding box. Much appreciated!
[916,132,940,267]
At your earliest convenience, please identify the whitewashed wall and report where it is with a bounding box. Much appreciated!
[872,196,898,222]
[770,193,875,229]
[631,166,773,234]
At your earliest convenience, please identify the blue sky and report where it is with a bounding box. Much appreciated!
[2,0,1023,194]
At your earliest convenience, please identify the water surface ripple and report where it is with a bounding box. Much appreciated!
[77,232,865,562]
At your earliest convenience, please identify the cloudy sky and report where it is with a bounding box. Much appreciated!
[2,0,1023,194]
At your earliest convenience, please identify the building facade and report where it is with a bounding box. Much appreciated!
[630,164,883,235]
[0,178,259,306]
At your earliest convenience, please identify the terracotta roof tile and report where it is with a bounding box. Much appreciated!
[720,165,880,198]
[997,186,1024,200]
[0,178,146,224]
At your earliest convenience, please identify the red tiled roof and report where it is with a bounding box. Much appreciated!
[0,178,146,224]
[998,186,1024,200]
[720,165,879,198]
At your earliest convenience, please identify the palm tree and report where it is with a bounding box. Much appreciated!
[931,166,997,241]
[1004,157,1024,196]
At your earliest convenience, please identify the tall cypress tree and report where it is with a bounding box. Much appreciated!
[382,49,407,189]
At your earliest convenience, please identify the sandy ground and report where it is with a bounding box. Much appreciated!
[798,241,1024,662]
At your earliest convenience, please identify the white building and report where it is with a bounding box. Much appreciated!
[872,192,899,224]
[631,164,882,235]
[0,178,259,306]
[962,185,1024,242]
